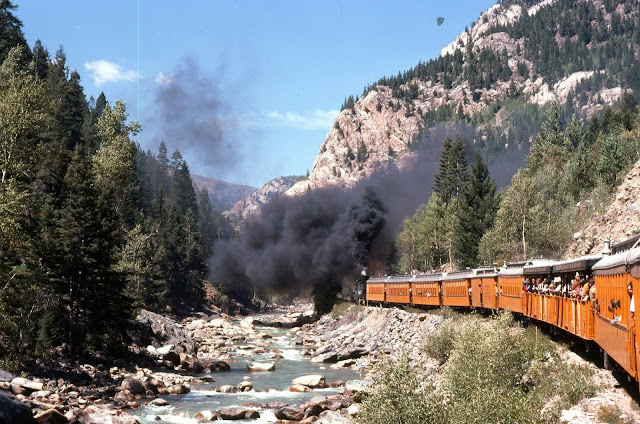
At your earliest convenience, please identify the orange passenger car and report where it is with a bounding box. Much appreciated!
[522,261,555,321]
[365,276,386,303]
[411,274,441,307]
[470,267,498,309]
[593,252,636,377]
[441,270,472,307]
[551,255,601,340]
[385,276,412,304]
[498,261,527,314]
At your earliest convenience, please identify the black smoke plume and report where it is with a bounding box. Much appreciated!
[152,57,236,172]
[211,124,522,312]
[212,187,386,300]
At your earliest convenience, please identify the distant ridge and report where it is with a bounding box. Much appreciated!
[191,173,257,212]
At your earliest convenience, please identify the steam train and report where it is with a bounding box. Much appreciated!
[363,234,640,389]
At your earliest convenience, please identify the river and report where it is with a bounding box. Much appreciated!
[133,314,361,423]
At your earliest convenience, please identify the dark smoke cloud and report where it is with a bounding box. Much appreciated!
[211,123,523,295]
[152,57,236,170]
[212,186,387,290]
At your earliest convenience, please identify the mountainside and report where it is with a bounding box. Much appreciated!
[287,0,640,196]
[224,175,300,228]
[566,158,640,257]
[190,173,257,212]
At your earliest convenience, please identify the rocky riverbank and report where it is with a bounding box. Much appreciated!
[4,303,640,423]
[296,305,640,424]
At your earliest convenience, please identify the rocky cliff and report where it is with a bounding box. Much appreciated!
[286,0,635,196]
[224,175,300,228]
[566,159,640,257]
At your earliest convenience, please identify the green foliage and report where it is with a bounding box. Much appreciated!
[394,193,454,273]
[419,312,596,424]
[597,404,634,424]
[356,354,448,424]
[432,134,468,204]
[453,153,497,268]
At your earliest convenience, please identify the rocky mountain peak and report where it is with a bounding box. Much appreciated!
[286,0,634,198]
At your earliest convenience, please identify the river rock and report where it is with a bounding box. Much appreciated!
[162,350,181,366]
[317,410,353,423]
[134,309,196,355]
[209,318,227,328]
[150,398,169,406]
[310,352,339,363]
[330,359,356,369]
[344,380,373,393]
[34,408,67,424]
[216,408,259,420]
[337,347,368,361]
[194,409,214,421]
[187,319,206,331]
[83,404,139,424]
[216,385,237,393]
[237,381,253,392]
[292,374,326,388]
[114,390,136,403]
[11,377,44,392]
[0,393,37,424]
[0,370,14,382]
[275,406,304,421]
[303,403,324,418]
[240,317,255,329]
[167,384,190,395]
[346,404,360,416]
[289,384,311,392]
[246,362,275,372]
[120,378,145,395]
[201,359,230,372]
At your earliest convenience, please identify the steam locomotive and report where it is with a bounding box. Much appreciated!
[363,234,640,389]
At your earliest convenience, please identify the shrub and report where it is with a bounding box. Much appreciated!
[356,354,447,424]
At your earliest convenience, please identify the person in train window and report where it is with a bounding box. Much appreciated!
[629,281,635,321]
[523,278,530,292]
[589,280,599,313]
[535,277,543,293]
[570,277,580,298]
[581,277,591,301]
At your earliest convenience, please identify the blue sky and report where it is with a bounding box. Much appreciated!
[18,0,495,188]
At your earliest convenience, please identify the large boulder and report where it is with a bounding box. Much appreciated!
[336,347,368,361]
[317,410,354,423]
[167,384,190,395]
[246,362,275,372]
[194,409,214,422]
[34,408,67,424]
[292,374,326,388]
[309,352,339,363]
[0,371,14,383]
[0,394,37,424]
[132,309,197,355]
[120,378,145,395]
[216,385,237,393]
[11,377,44,393]
[201,359,230,372]
[289,384,311,392]
[275,407,304,421]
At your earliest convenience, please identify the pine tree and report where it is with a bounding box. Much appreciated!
[453,153,497,268]
[433,134,469,203]
[0,0,29,64]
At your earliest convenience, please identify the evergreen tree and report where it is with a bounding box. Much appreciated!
[453,153,497,268]
[0,0,29,64]
[433,134,469,203]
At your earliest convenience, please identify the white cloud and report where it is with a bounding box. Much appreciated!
[84,60,137,86]
[154,71,172,85]
[263,109,340,131]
